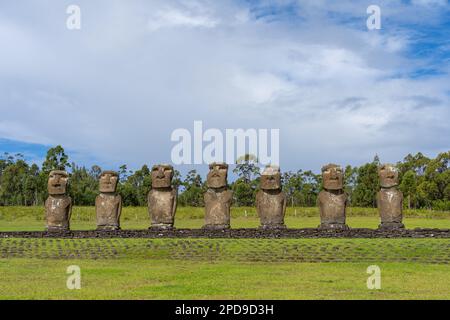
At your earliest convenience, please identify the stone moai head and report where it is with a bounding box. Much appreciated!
[207,162,228,189]
[260,165,281,190]
[151,164,174,189]
[322,164,343,191]
[47,170,69,195]
[99,171,119,193]
[379,164,399,188]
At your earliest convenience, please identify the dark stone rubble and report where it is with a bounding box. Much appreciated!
[0,227,449,239]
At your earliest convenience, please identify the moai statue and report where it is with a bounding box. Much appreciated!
[256,165,287,229]
[148,164,177,229]
[377,164,404,230]
[45,170,72,232]
[203,162,233,230]
[318,164,349,230]
[96,171,122,231]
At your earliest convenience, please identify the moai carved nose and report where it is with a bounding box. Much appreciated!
[157,168,165,178]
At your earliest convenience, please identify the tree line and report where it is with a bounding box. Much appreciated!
[0,146,448,210]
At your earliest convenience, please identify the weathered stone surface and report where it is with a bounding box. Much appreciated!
[378,164,404,230]
[204,189,233,229]
[96,171,122,231]
[204,163,232,229]
[256,166,286,229]
[3,228,450,239]
[148,164,177,229]
[318,164,349,230]
[45,170,72,232]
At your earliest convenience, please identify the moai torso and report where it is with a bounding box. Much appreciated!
[204,188,233,227]
[45,170,72,231]
[256,166,286,228]
[204,163,232,229]
[377,189,403,223]
[148,164,177,229]
[96,193,122,229]
[256,191,286,227]
[148,188,177,226]
[377,164,404,229]
[45,195,72,230]
[318,164,348,229]
[96,171,122,230]
[318,190,347,225]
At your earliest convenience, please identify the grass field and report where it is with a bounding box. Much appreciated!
[1,206,450,299]
[0,206,449,231]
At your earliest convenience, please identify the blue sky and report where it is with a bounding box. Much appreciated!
[0,0,449,175]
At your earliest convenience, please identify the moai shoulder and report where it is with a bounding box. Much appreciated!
[96,193,122,206]
[204,188,233,203]
[318,189,347,204]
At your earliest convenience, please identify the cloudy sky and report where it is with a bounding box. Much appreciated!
[0,0,449,175]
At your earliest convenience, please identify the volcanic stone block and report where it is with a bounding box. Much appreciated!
[204,162,233,230]
[45,170,72,232]
[256,165,286,229]
[148,164,177,229]
[96,171,122,231]
[377,164,404,230]
[318,164,349,230]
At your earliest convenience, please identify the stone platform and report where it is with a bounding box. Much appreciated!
[0,228,449,239]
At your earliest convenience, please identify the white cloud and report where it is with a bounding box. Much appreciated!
[147,7,218,31]
[231,70,296,104]
[0,0,448,172]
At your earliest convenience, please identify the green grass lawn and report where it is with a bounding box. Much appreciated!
[0,206,449,231]
[1,259,450,299]
[1,206,450,299]
[1,216,450,231]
